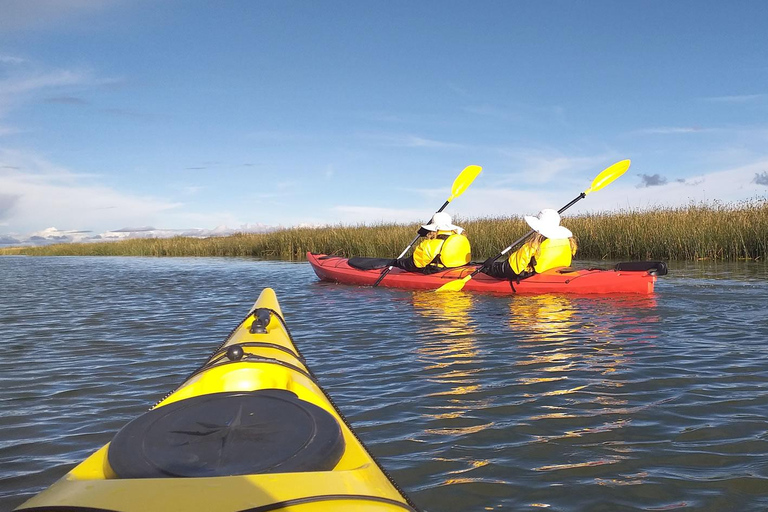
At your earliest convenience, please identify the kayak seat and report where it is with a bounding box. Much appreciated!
[107,389,345,478]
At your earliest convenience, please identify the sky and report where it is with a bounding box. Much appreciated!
[1,0,767,246]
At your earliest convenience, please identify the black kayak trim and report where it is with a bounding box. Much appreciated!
[18,494,419,512]
[240,494,419,511]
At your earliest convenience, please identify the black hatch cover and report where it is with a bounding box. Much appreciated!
[107,389,345,478]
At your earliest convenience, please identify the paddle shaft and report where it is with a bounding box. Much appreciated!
[372,199,450,287]
[469,192,587,277]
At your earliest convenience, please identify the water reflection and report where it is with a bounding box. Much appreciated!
[408,291,494,448]
[410,291,482,403]
[507,294,662,478]
[410,290,477,337]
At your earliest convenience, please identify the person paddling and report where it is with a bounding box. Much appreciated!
[393,212,471,274]
[482,209,577,280]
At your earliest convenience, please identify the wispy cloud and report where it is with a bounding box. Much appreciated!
[447,82,470,98]
[400,135,465,149]
[0,54,27,65]
[0,125,22,137]
[359,132,466,149]
[492,149,612,187]
[631,126,708,135]
[462,104,521,121]
[704,94,766,103]
[44,95,89,105]
[178,185,203,195]
[0,55,124,123]
[0,69,93,97]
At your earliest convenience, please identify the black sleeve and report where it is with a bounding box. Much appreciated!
[482,259,518,279]
[393,256,421,273]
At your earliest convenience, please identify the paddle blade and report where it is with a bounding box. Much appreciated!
[585,159,630,195]
[436,275,472,292]
[448,165,482,202]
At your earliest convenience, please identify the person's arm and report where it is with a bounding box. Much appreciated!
[508,241,536,275]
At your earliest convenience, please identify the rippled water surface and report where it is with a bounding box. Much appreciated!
[2,256,768,511]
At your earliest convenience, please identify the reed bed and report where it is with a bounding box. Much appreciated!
[2,200,766,261]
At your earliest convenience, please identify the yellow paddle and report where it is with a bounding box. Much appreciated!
[373,164,482,287]
[436,159,631,293]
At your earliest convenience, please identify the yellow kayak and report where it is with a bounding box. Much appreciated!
[17,288,418,512]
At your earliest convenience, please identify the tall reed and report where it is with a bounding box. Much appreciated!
[2,200,766,261]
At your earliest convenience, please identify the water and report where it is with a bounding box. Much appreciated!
[1,256,767,511]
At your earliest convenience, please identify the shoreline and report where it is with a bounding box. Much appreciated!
[2,201,767,261]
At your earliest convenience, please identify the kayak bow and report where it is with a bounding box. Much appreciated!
[17,288,418,512]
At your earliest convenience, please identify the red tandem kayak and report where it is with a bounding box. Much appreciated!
[307,252,666,295]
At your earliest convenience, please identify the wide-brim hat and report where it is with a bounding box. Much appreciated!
[524,209,572,239]
[421,212,463,233]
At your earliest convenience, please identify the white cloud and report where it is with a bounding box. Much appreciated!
[433,159,768,220]
[568,160,768,213]
[1,223,278,247]
[492,149,613,187]
[0,149,182,234]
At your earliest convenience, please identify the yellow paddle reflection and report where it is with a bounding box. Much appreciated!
[409,290,492,429]
[513,294,661,452]
[406,290,660,491]
[411,289,477,337]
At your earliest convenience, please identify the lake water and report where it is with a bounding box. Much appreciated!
[1,256,767,511]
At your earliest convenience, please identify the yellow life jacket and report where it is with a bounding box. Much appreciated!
[508,238,572,274]
[412,232,471,269]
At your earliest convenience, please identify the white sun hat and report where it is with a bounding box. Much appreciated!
[421,212,463,233]
[524,209,572,239]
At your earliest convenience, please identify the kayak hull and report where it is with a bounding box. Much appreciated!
[17,288,417,512]
[308,252,656,294]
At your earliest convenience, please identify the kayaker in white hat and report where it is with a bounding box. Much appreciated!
[482,208,577,280]
[393,212,472,274]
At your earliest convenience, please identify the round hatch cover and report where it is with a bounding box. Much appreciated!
[108,389,345,478]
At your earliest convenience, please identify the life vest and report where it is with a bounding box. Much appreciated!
[508,238,572,275]
[412,232,471,269]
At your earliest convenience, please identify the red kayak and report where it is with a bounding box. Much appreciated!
[307,252,665,295]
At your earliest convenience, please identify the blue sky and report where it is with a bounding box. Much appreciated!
[1,1,767,245]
